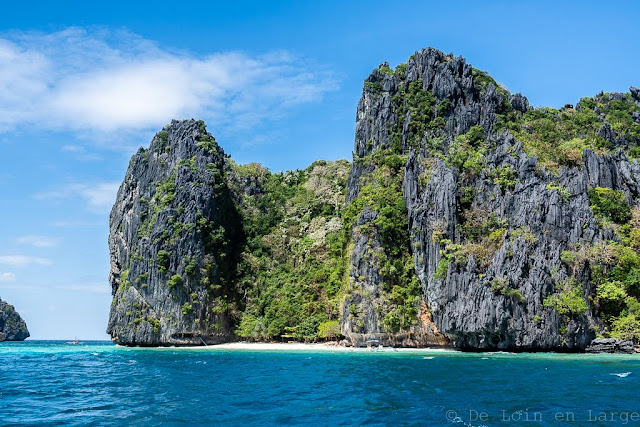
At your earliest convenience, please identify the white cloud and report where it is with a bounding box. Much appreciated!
[0,28,338,140]
[0,256,52,267]
[61,145,85,153]
[0,272,16,282]
[34,181,120,215]
[61,144,102,161]
[49,220,104,227]
[16,235,59,247]
[79,182,121,213]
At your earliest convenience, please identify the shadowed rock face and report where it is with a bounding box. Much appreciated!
[0,299,29,341]
[344,47,640,350]
[107,119,244,346]
[585,338,635,354]
[403,143,640,350]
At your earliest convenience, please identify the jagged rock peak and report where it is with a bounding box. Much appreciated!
[0,298,29,341]
[353,47,528,165]
[107,119,243,346]
[147,119,225,163]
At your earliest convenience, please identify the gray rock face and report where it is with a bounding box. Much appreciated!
[597,122,614,142]
[343,48,506,347]
[586,338,636,354]
[344,47,640,350]
[343,48,505,347]
[509,93,531,113]
[107,119,244,346]
[0,299,29,341]
[404,143,640,350]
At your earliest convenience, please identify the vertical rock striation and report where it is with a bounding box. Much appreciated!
[107,119,244,346]
[345,47,640,350]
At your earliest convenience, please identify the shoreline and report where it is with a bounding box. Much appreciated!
[167,342,459,353]
[120,342,640,356]
[4,341,640,357]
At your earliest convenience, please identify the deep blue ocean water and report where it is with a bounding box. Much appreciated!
[1,341,639,426]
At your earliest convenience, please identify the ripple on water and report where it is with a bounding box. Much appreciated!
[1,341,640,424]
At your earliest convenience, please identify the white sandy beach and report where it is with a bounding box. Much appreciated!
[173,341,457,353]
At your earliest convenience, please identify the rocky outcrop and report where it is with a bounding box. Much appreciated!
[342,49,511,347]
[403,141,637,350]
[586,338,636,354]
[0,299,29,341]
[108,47,640,351]
[107,119,244,346]
[343,47,640,350]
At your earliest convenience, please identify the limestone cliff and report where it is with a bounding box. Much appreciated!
[345,47,640,350]
[107,119,244,346]
[108,47,640,351]
[0,298,29,341]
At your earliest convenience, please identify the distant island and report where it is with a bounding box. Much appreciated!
[107,47,640,353]
[0,298,29,341]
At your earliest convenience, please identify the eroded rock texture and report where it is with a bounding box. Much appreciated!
[344,47,640,350]
[107,120,243,346]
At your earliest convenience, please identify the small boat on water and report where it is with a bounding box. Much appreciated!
[63,339,87,345]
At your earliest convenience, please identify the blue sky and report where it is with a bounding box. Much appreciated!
[0,1,638,339]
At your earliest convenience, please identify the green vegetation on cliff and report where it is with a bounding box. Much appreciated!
[345,148,421,333]
[509,95,640,169]
[229,150,422,339]
[227,63,640,343]
[561,197,640,342]
[230,160,350,340]
[110,50,640,349]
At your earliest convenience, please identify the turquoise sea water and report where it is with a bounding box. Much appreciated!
[1,341,639,426]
